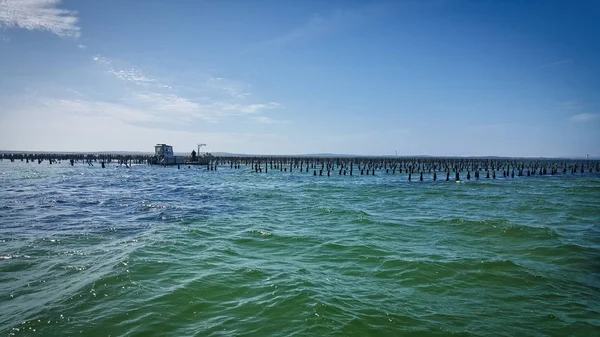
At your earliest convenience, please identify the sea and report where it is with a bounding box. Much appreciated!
[1,160,599,336]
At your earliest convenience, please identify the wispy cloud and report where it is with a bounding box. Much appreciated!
[539,59,570,69]
[77,43,86,49]
[558,100,582,110]
[570,113,600,122]
[390,127,411,134]
[0,0,80,38]
[462,123,509,132]
[65,88,83,96]
[94,55,173,89]
[45,99,157,123]
[2,99,287,152]
[92,55,111,65]
[262,14,333,47]
[213,102,280,114]
[45,95,284,127]
[133,92,200,115]
[207,77,251,99]
[110,69,157,85]
[250,116,288,124]
[90,55,282,125]
[132,92,281,122]
[251,116,275,124]
[244,3,393,53]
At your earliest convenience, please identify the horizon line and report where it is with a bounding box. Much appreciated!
[0,150,598,160]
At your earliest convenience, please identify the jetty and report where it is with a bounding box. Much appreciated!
[149,144,212,166]
[1,151,598,181]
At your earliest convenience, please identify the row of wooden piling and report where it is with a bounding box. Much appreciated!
[2,153,599,180]
[0,153,148,166]
[216,156,600,174]
[212,156,600,180]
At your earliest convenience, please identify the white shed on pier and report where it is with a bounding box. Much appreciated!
[153,144,183,165]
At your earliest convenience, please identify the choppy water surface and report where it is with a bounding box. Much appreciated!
[1,161,599,336]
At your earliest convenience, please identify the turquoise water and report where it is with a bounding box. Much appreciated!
[1,161,599,336]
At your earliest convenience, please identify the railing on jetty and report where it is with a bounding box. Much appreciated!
[0,153,151,167]
[1,152,599,180]
[0,153,203,167]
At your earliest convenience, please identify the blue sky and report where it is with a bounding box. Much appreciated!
[0,0,599,157]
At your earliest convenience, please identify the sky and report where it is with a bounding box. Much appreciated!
[0,0,599,157]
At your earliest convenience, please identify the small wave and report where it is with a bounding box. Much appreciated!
[141,202,169,209]
[248,229,273,237]
[437,218,562,240]
[316,207,372,218]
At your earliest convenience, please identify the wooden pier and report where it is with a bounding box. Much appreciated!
[1,152,599,180]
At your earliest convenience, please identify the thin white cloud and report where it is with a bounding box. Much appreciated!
[1,102,287,153]
[390,128,410,134]
[244,3,393,53]
[47,95,283,126]
[91,55,281,124]
[110,69,156,84]
[462,123,509,132]
[133,92,199,114]
[45,99,157,123]
[94,55,173,89]
[77,43,86,49]
[208,77,251,99]
[264,13,332,47]
[133,91,281,121]
[250,116,287,124]
[570,113,600,122]
[0,0,80,38]
[214,102,280,114]
[92,55,110,65]
[539,59,570,69]
[0,33,9,42]
[251,116,275,124]
[65,88,83,96]
[558,100,582,110]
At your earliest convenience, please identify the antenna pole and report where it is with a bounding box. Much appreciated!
[198,143,207,155]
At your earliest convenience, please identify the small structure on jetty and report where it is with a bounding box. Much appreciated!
[149,143,213,166]
[150,144,182,165]
[192,143,213,166]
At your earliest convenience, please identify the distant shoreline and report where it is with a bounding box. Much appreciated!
[0,150,597,160]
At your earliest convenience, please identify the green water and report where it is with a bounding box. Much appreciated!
[1,161,599,336]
